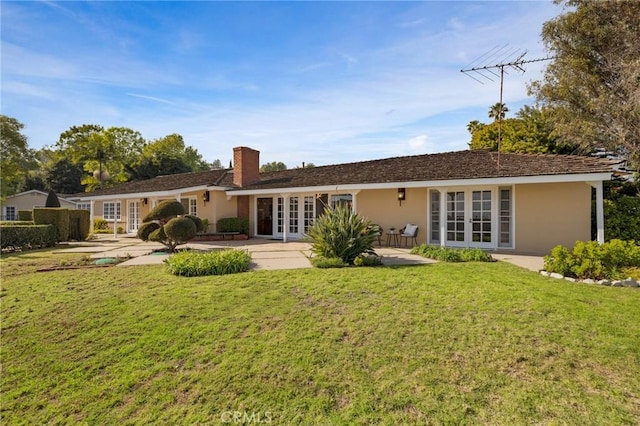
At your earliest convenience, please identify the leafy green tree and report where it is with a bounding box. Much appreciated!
[19,174,47,192]
[529,0,640,168]
[0,115,38,199]
[142,134,209,172]
[46,159,85,194]
[260,161,287,172]
[469,105,576,154]
[127,155,192,181]
[53,125,146,190]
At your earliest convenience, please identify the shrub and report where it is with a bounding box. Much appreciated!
[164,249,251,276]
[0,225,57,251]
[137,222,161,241]
[137,200,203,252]
[68,209,90,241]
[543,245,574,276]
[164,217,197,244]
[185,215,205,233]
[217,217,249,235]
[411,244,493,263]
[544,239,640,280]
[45,190,61,208]
[33,208,70,242]
[0,221,34,226]
[354,254,383,267]
[306,203,378,265]
[310,256,349,268]
[17,210,32,221]
[143,200,184,222]
[601,196,640,241]
[94,218,110,231]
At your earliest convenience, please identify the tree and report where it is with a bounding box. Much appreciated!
[260,161,287,172]
[529,0,640,168]
[19,174,47,192]
[210,159,224,170]
[466,120,484,135]
[468,105,576,154]
[0,115,38,199]
[46,159,86,194]
[488,103,509,122]
[126,134,209,180]
[53,125,146,190]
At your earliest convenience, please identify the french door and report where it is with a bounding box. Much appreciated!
[258,195,315,239]
[128,201,141,233]
[446,189,494,249]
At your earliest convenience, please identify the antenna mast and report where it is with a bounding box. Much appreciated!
[460,45,552,167]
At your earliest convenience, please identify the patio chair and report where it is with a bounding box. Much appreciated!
[399,224,419,247]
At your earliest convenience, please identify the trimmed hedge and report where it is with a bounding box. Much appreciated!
[18,210,33,221]
[0,225,57,251]
[164,217,197,244]
[0,221,34,226]
[68,209,90,241]
[33,208,70,242]
[217,217,249,235]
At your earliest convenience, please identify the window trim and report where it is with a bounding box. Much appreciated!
[103,201,121,221]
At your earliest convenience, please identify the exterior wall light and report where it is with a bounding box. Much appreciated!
[397,188,406,206]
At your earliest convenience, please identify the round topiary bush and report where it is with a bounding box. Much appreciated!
[149,226,167,243]
[164,217,197,244]
[143,200,185,222]
[185,215,205,233]
[137,221,161,241]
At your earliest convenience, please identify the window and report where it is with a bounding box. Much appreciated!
[277,197,284,233]
[180,198,197,216]
[77,203,91,211]
[289,197,299,233]
[429,190,440,244]
[330,194,352,209]
[499,187,512,248]
[3,206,16,221]
[103,202,121,220]
[303,196,315,233]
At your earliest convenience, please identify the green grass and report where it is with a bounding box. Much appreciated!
[2,248,640,424]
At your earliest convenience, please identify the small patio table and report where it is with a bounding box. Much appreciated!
[386,230,400,247]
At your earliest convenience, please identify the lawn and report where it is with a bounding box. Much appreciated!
[2,248,639,424]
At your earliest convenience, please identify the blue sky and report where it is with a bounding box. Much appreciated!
[1,1,561,167]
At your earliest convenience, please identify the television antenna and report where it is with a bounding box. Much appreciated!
[460,45,552,166]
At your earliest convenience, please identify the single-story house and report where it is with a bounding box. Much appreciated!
[1,190,77,220]
[71,146,616,254]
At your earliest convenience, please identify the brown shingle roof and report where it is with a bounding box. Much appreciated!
[229,150,616,191]
[76,169,229,197]
[76,150,616,198]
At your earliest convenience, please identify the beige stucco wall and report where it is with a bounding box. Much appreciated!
[356,188,429,245]
[210,191,238,232]
[515,182,592,254]
[2,192,76,214]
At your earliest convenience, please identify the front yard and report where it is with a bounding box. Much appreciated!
[1,249,639,424]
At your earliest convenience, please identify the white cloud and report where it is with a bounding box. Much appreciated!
[407,134,428,151]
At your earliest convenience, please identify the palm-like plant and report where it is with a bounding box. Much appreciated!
[305,203,378,265]
[488,103,509,122]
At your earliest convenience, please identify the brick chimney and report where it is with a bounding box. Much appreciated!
[233,146,260,187]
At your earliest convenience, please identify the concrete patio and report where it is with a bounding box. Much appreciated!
[55,235,544,272]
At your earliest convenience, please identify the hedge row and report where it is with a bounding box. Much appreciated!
[217,217,249,235]
[0,225,57,251]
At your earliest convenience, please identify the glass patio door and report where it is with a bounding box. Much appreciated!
[446,190,494,249]
[128,201,140,233]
